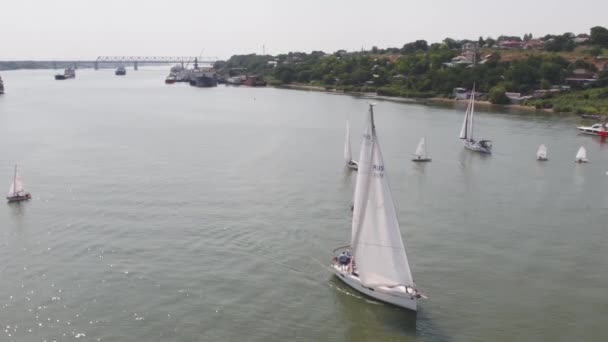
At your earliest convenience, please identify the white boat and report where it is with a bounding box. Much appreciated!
[575,146,588,163]
[344,120,359,170]
[6,165,31,202]
[459,85,492,154]
[536,144,548,161]
[577,123,608,136]
[412,137,432,162]
[332,104,423,312]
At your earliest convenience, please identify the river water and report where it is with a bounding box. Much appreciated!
[0,68,607,342]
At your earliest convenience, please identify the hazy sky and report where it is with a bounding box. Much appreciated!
[1,0,606,60]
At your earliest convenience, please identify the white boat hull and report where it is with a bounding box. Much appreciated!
[346,160,358,171]
[331,264,417,311]
[464,139,492,154]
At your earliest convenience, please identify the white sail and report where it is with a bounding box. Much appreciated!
[414,137,427,158]
[351,105,414,288]
[344,121,352,163]
[7,170,24,196]
[459,100,470,139]
[468,85,476,140]
[576,146,587,161]
[537,144,547,159]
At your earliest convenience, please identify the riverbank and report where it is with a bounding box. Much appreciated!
[274,83,556,114]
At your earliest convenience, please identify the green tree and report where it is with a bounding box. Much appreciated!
[489,86,510,104]
[590,26,608,47]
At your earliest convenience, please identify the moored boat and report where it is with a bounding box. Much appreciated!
[332,104,424,312]
[55,67,75,80]
[577,123,608,136]
[0,75,4,94]
[6,165,31,203]
[165,75,177,84]
[115,66,126,76]
[242,75,267,87]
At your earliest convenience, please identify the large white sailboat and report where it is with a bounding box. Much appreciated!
[344,121,359,170]
[412,137,432,162]
[459,85,492,154]
[332,104,423,311]
[6,165,31,202]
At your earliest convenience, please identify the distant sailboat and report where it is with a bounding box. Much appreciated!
[536,144,548,161]
[412,137,432,162]
[6,165,31,202]
[344,121,359,170]
[332,104,423,311]
[459,85,492,154]
[575,146,588,163]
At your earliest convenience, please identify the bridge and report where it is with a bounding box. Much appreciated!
[45,56,218,70]
[93,56,218,70]
[93,56,217,70]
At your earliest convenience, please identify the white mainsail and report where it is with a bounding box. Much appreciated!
[537,144,548,159]
[344,121,352,163]
[468,85,476,140]
[459,100,470,139]
[7,167,24,196]
[351,105,414,288]
[576,146,587,161]
[414,137,427,158]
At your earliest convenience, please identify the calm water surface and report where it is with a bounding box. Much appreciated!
[1,68,607,341]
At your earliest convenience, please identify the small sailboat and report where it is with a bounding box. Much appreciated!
[459,85,492,154]
[344,121,359,170]
[575,146,588,163]
[536,144,548,161]
[412,137,432,162]
[6,165,31,202]
[332,104,423,312]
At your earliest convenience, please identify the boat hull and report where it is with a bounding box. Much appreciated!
[346,160,358,171]
[412,157,432,162]
[464,140,492,154]
[332,264,417,311]
[537,157,548,161]
[6,193,31,203]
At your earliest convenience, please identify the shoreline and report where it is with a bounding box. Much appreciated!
[274,83,557,114]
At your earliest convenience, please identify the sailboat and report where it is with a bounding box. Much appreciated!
[344,121,359,170]
[412,137,432,162]
[536,144,548,161]
[575,146,588,163]
[332,104,423,311]
[459,85,492,154]
[6,165,31,202]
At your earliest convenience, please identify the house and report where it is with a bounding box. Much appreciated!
[523,39,545,50]
[574,37,590,44]
[461,42,478,52]
[499,40,524,49]
[565,69,598,88]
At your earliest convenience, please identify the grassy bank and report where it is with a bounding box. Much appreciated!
[526,87,608,114]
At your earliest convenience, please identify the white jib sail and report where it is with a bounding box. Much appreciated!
[351,106,414,288]
[537,144,547,159]
[344,121,352,163]
[576,146,587,160]
[414,137,426,158]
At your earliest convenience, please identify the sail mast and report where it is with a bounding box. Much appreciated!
[469,83,476,140]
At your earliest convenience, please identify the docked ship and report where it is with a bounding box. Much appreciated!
[0,75,4,94]
[55,67,76,80]
[242,75,267,87]
[115,66,126,76]
[189,70,218,87]
[226,76,244,85]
